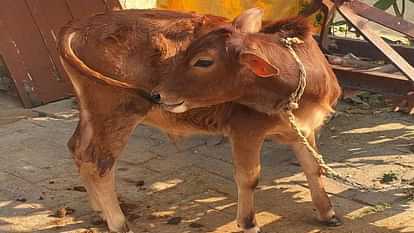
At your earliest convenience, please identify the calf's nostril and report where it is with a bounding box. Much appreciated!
[150,92,162,103]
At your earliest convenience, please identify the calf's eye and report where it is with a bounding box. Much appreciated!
[193,58,214,68]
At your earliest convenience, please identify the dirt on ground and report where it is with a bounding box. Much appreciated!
[0,91,414,233]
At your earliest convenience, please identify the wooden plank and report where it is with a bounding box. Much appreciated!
[338,2,414,83]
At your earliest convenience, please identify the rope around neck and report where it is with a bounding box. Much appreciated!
[281,37,371,191]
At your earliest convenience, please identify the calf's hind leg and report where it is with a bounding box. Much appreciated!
[290,132,341,226]
[69,111,142,233]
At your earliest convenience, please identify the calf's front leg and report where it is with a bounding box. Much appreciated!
[290,132,341,226]
[79,162,132,232]
[230,133,264,233]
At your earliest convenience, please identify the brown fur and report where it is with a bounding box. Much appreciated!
[59,9,341,233]
[262,16,312,39]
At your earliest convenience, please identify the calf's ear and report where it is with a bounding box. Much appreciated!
[240,52,280,78]
[233,8,263,33]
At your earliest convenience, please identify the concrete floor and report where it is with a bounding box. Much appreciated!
[1,92,414,233]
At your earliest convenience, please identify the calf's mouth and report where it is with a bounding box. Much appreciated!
[161,100,187,113]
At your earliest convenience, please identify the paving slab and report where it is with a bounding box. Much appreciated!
[1,92,414,233]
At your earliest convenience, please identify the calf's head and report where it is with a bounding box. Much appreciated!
[153,8,308,114]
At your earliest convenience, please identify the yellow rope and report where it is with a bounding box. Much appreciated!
[281,37,368,190]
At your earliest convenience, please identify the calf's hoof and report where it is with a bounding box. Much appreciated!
[110,229,134,233]
[321,215,342,227]
[109,222,134,233]
[243,226,262,233]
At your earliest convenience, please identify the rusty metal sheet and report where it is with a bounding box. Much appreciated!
[318,36,414,66]
[0,0,66,106]
[333,65,412,96]
[300,0,322,16]
[347,0,414,39]
[319,0,336,50]
[0,0,121,107]
[26,0,74,96]
[65,0,107,19]
[104,0,122,11]
[337,1,414,83]
[0,18,34,107]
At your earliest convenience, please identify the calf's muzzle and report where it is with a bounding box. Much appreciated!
[150,91,162,104]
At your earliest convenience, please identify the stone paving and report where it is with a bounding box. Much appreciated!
[1,92,414,233]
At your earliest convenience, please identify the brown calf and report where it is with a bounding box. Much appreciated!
[59,8,341,233]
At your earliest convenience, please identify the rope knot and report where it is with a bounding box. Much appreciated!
[287,102,299,110]
[281,37,304,47]
[282,36,307,112]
